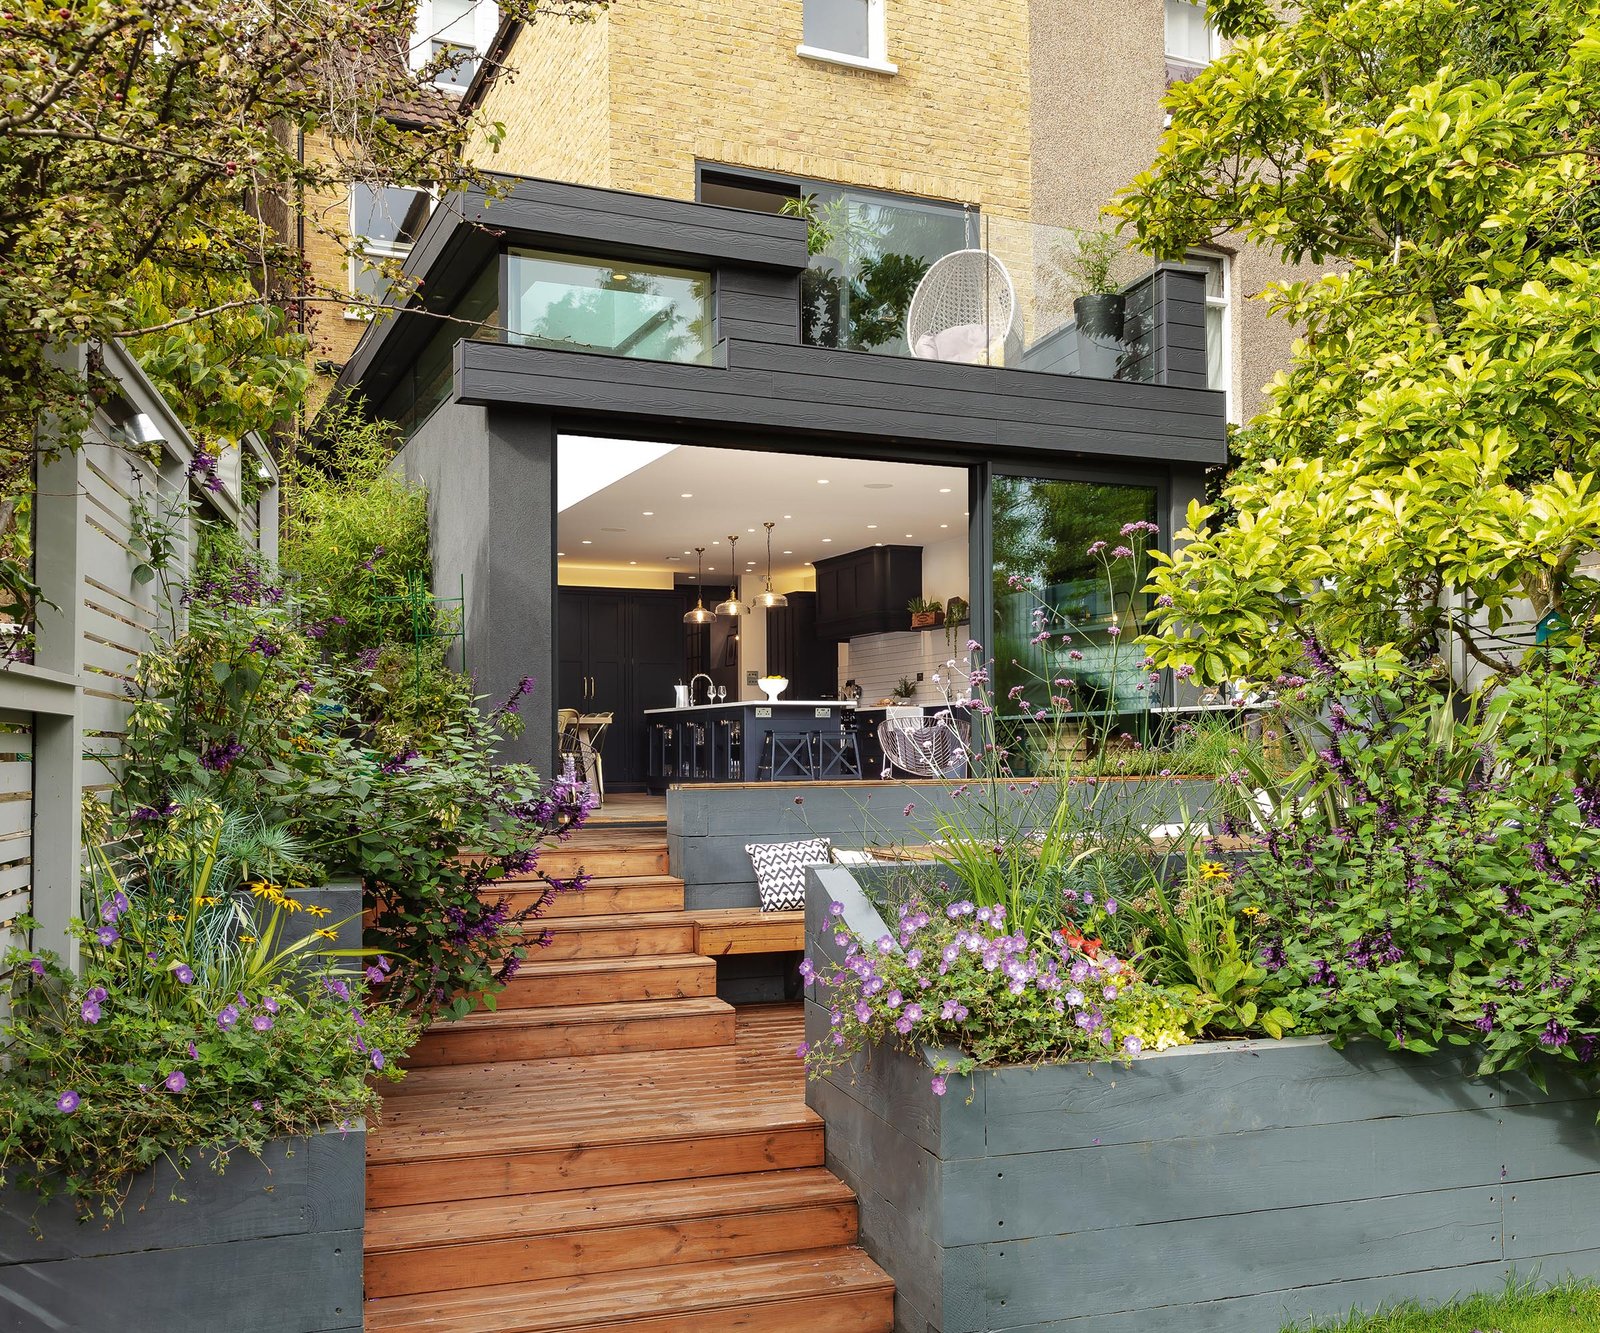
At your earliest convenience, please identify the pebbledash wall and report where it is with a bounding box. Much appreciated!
[805,866,1600,1333]
[469,0,1033,227]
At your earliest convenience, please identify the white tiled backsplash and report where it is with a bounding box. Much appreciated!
[843,630,964,704]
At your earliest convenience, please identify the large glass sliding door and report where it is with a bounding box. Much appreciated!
[990,474,1160,773]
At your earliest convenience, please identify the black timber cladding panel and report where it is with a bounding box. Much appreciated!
[455,337,1227,466]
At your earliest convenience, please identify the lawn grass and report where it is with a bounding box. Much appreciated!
[1282,1278,1600,1332]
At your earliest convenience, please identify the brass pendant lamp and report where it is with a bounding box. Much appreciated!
[755,521,788,610]
[683,547,715,625]
[715,535,745,617]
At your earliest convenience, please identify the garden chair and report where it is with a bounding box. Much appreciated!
[905,249,1023,367]
[878,711,971,779]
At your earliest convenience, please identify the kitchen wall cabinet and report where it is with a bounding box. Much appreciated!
[813,545,923,640]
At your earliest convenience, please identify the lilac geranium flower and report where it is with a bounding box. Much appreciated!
[80,999,102,1024]
[216,1005,240,1031]
[930,1074,948,1096]
[164,1071,188,1093]
[56,1090,80,1114]
[94,925,118,947]
[173,963,194,985]
[252,1014,274,1032]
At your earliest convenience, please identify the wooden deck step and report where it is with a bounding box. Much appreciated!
[527,874,686,919]
[363,1247,895,1331]
[365,1168,858,1297]
[496,953,715,1008]
[692,907,806,956]
[535,833,670,880]
[368,1008,820,1206]
[533,911,698,961]
[404,996,735,1067]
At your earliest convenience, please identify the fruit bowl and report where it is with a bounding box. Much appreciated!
[757,675,789,702]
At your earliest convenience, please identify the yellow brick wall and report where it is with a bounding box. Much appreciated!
[297,132,371,410]
[477,0,1031,223]
[470,13,612,185]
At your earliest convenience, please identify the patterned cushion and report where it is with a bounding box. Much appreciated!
[746,837,832,913]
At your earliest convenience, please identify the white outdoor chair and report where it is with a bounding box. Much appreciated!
[905,249,1023,367]
[878,712,972,779]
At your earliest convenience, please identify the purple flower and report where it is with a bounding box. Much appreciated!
[251,1099,263,1111]
[95,925,118,947]
[188,1041,199,1059]
[262,997,279,1014]
[248,634,281,659]
[252,1014,274,1032]
[323,978,351,1002]
[930,1074,948,1096]
[56,1090,80,1114]
[1123,1036,1143,1054]
[200,737,245,772]
[132,802,178,821]
[903,803,916,817]
[85,986,107,1003]
[80,999,102,1024]
[1474,1002,1499,1034]
[27,957,45,978]
[1540,1021,1571,1048]
[216,1005,240,1031]
[164,1070,188,1093]
[173,963,194,985]
[371,1050,385,1071]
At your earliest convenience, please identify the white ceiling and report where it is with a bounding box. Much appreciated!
[556,437,969,585]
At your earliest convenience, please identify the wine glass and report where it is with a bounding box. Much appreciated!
[715,685,727,704]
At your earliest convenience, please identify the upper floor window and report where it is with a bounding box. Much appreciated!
[1187,249,1231,417]
[798,0,896,74]
[1165,0,1219,82]
[412,0,497,92]
[348,184,431,313]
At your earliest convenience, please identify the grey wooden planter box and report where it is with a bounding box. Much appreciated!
[0,1127,364,1333]
[805,866,1600,1333]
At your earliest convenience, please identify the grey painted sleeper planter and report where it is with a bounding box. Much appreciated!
[805,866,1600,1333]
[0,1126,363,1333]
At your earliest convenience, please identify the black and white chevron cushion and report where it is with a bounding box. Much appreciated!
[745,837,833,912]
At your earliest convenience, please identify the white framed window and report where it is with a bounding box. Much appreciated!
[347,184,432,316]
[411,0,498,92]
[1165,0,1220,80]
[1188,249,1232,418]
[797,0,896,75]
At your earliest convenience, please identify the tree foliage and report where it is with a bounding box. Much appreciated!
[1114,0,1600,681]
[0,0,604,601]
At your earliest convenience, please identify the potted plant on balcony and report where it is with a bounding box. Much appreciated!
[908,596,945,630]
[1063,226,1126,344]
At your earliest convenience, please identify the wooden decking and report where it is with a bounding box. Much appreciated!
[365,820,892,1331]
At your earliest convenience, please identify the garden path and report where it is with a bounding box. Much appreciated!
[362,815,894,1331]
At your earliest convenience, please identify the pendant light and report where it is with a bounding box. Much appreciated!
[714,535,745,617]
[755,521,788,610]
[683,547,715,624]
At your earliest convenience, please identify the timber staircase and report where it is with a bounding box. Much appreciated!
[363,819,895,1331]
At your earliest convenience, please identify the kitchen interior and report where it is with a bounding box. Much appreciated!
[556,436,972,795]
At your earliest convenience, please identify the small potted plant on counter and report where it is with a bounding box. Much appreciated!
[891,676,919,702]
[908,597,944,630]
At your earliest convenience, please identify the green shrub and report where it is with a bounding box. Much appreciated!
[279,400,433,661]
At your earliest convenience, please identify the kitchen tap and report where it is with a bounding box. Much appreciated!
[689,672,714,706]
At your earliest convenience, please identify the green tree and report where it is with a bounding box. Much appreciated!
[0,0,605,610]
[1114,0,1600,682]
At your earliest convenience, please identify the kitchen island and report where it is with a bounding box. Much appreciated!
[643,700,855,785]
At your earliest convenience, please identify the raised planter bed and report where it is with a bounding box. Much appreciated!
[0,1126,364,1333]
[805,865,1600,1333]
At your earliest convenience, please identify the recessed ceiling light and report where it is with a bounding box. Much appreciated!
[683,549,692,554]
[747,528,756,533]
[712,539,720,545]
[817,479,830,485]
[642,510,654,516]
[939,488,952,493]
[680,492,693,498]
[783,514,792,519]
[783,550,792,555]
[875,542,884,547]
[581,539,592,545]
[867,524,877,529]
[905,533,913,538]
[630,561,638,565]
[708,565,716,571]
[822,538,832,543]
[940,524,949,529]
[557,551,565,557]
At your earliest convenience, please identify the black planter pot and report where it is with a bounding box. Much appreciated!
[1073,291,1127,342]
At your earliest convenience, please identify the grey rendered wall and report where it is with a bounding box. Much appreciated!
[805,868,1600,1333]
[398,401,556,777]
[0,1128,364,1333]
[671,779,1217,910]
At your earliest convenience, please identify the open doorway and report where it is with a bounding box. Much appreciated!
[555,437,971,792]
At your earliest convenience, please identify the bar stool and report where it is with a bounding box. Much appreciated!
[814,724,863,779]
[759,730,814,780]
